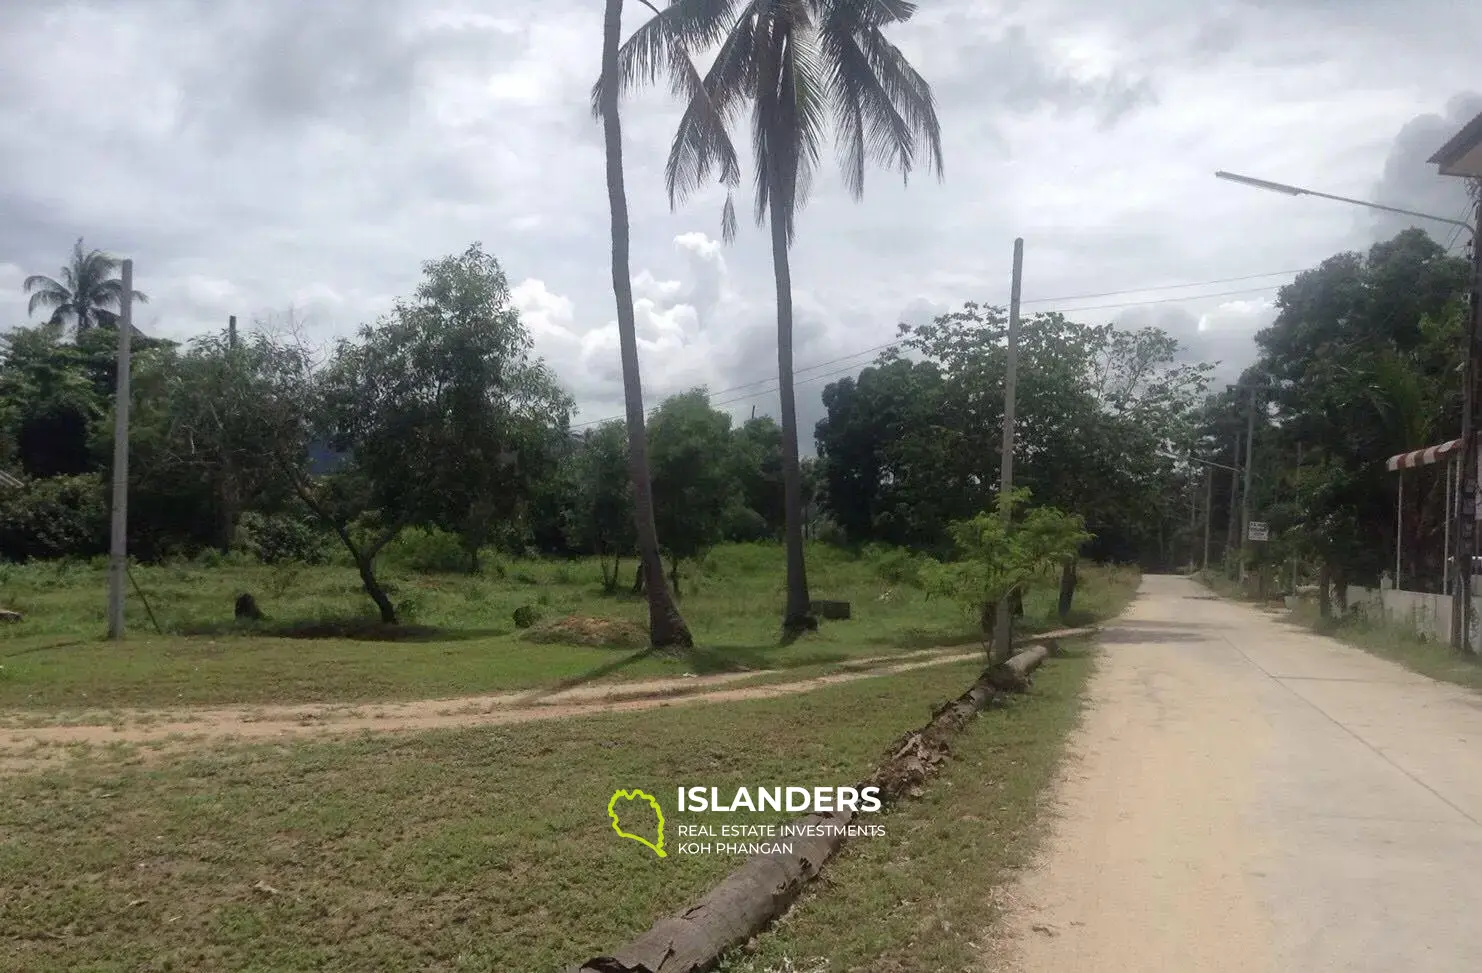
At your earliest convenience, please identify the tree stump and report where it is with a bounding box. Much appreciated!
[234,593,263,621]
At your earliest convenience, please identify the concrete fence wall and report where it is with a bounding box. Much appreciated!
[1343,585,1482,653]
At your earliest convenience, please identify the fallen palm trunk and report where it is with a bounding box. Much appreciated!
[569,637,1074,973]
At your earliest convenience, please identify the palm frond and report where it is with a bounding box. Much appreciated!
[721,192,739,242]
[662,34,749,205]
[591,0,740,115]
[752,5,826,242]
[853,21,943,181]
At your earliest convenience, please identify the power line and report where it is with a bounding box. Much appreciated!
[569,267,1302,429]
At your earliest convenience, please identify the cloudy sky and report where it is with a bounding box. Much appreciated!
[0,0,1478,449]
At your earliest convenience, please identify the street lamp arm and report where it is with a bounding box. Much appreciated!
[1215,170,1476,235]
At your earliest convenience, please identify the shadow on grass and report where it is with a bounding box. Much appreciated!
[1,639,88,659]
[524,646,661,702]
[174,617,509,643]
[680,643,853,674]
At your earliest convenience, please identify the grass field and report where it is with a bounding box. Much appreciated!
[0,654,1100,973]
[0,543,1138,711]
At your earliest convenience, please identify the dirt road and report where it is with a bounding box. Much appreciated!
[0,648,979,762]
[998,574,1482,972]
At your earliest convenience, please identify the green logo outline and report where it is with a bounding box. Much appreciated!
[608,788,666,858]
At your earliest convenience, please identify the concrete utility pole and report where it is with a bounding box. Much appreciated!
[107,260,134,640]
[1226,430,1241,574]
[994,237,1024,655]
[1241,385,1257,582]
[1455,190,1482,650]
[1203,466,1213,573]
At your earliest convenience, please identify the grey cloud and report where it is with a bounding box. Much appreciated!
[1368,93,1482,246]
[1112,304,1266,387]
[933,22,1158,134]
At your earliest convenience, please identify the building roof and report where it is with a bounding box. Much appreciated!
[1428,109,1482,178]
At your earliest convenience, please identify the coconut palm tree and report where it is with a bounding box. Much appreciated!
[596,0,695,648]
[604,0,944,634]
[23,238,148,335]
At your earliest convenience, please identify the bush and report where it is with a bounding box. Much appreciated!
[0,474,108,561]
[512,604,541,629]
[865,544,927,587]
[381,527,470,574]
[238,511,331,565]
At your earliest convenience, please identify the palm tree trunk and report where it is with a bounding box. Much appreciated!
[768,173,815,635]
[600,0,693,650]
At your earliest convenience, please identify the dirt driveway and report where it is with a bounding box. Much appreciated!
[996,574,1482,972]
[0,647,978,767]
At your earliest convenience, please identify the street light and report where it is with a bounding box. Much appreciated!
[1214,170,1476,234]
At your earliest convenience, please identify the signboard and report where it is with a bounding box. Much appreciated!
[1247,521,1269,542]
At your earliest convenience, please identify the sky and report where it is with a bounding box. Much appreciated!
[0,0,1478,451]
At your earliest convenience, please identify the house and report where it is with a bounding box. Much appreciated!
[1428,108,1482,179]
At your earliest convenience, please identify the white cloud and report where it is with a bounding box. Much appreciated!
[0,0,1476,445]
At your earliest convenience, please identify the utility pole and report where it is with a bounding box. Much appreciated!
[1455,190,1482,651]
[1241,385,1256,583]
[994,238,1024,656]
[107,260,134,640]
[1226,430,1241,574]
[1202,465,1213,573]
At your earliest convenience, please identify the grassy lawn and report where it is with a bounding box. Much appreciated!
[0,656,1066,973]
[0,544,1138,711]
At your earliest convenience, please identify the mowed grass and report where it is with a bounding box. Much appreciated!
[2,657,1045,973]
[0,543,1139,711]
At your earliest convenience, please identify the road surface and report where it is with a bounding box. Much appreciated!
[999,574,1482,973]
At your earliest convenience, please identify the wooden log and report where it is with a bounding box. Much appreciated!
[569,644,1056,973]
[984,644,1049,692]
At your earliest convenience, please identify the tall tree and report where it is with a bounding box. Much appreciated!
[596,0,694,648]
[648,389,740,595]
[607,0,945,633]
[23,238,149,335]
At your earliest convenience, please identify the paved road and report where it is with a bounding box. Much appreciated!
[1000,573,1482,973]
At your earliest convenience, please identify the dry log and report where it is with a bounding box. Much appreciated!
[569,643,1057,973]
[984,644,1049,692]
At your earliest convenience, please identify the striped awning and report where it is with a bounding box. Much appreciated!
[1386,437,1463,471]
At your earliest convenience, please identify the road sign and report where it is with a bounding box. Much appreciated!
[1247,521,1269,542]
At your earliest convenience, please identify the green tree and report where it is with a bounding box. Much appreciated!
[921,490,1091,660]
[569,421,638,590]
[596,0,695,648]
[23,238,149,335]
[1249,229,1469,593]
[730,415,785,539]
[313,244,574,616]
[648,389,740,596]
[609,0,945,634]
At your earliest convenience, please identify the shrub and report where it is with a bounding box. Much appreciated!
[512,604,541,628]
[238,511,331,565]
[0,474,108,561]
[865,544,927,587]
[381,526,470,574]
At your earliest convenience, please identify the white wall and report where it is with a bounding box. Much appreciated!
[1344,586,1482,653]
